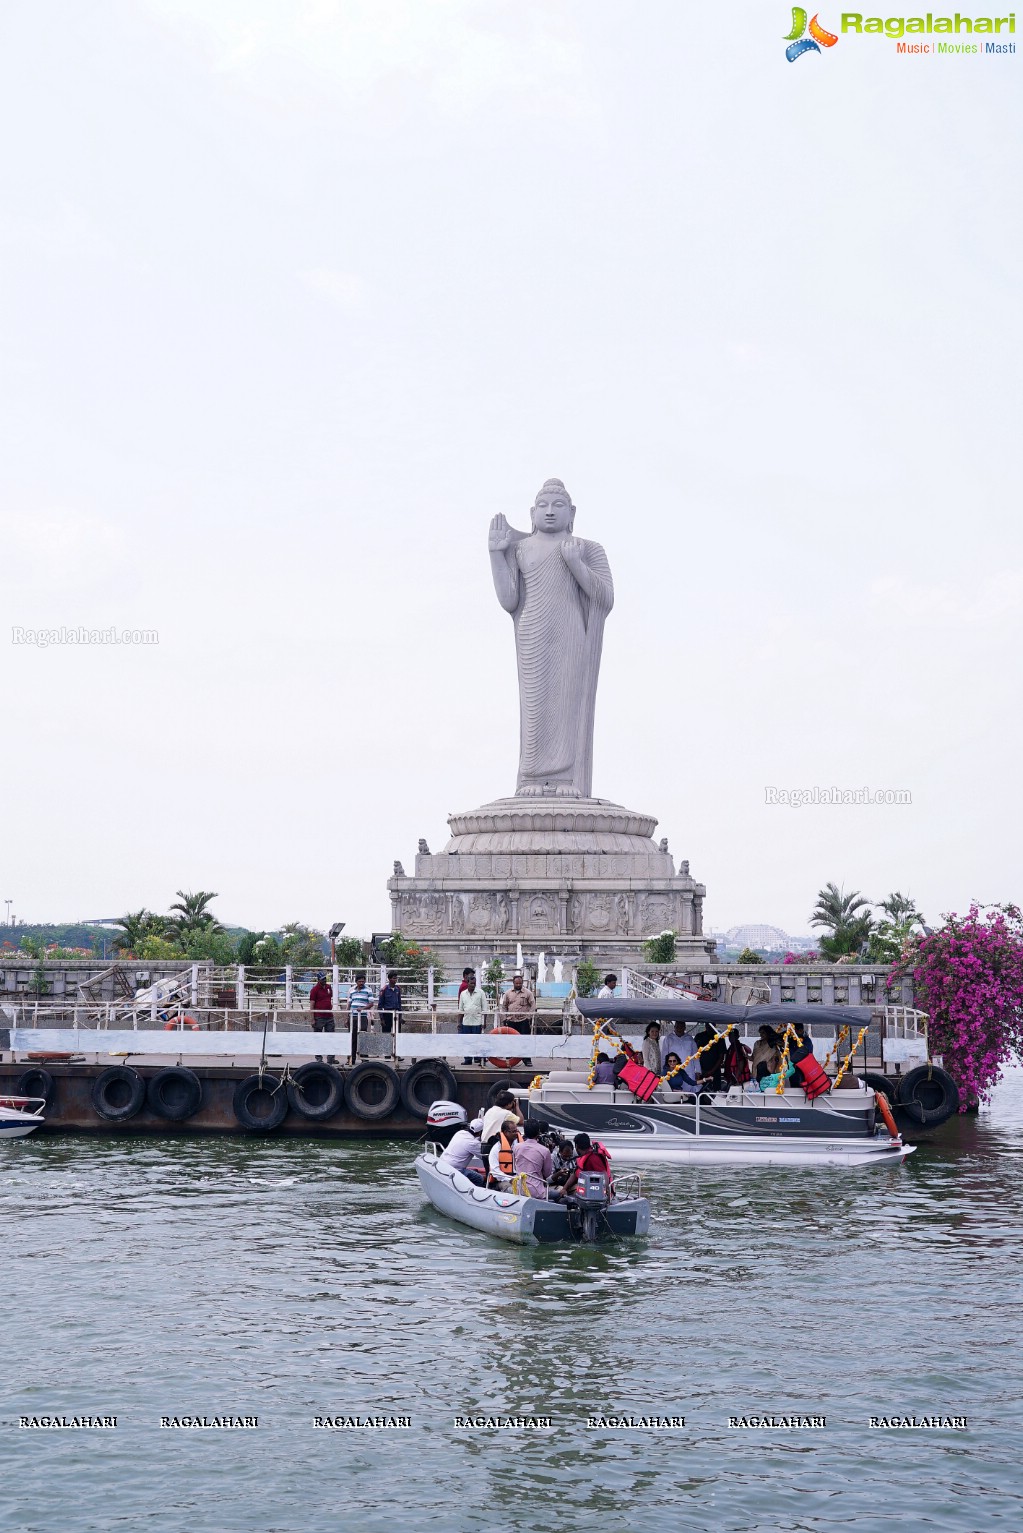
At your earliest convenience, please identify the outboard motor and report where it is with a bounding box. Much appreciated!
[571,1171,611,1243]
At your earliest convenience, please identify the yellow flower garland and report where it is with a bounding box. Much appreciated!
[774,1024,797,1094]
[582,1017,868,1100]
[820,1025,849,1071]
[586,1020,745,1093]
[659,1024,736,1088]
[832,1025,869,1090]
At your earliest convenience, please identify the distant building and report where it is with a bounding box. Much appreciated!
[719,924,816,954]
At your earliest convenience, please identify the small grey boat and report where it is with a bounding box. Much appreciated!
[415,1146,651,1246]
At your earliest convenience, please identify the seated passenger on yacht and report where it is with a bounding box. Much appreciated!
[661,1020,697,1074]
[695,1022,727,1092]
[724,1031,752,1087]
[436,1112,487,1187]
[512,1120,554,1199]
[593,1052,617,1084]
[660,1051,693,1094]
[642,1022,662,1074]
[751,1025,782,1083]
[487,1118,522,1188]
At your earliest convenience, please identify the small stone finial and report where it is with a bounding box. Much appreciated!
[393,860,405,877]
[659,837,669,853]
[418,838,430,855]
[680,858,690,876]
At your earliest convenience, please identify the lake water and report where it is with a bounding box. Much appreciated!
[4,1071,1023,1533]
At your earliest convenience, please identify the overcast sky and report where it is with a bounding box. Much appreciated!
[2,1,1019,941]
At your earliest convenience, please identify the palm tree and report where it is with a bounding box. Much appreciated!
[879,891,925,928]
[112,909,158,956]
[866,891,927,964]
[809,883,874,959]
[167,890,222,941]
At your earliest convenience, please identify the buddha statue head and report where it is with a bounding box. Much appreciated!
[531,477,575,534]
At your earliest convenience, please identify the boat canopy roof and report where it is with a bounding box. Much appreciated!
[574,997,874,1028]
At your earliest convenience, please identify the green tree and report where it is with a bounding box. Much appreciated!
[280,922,329,966]
[335,935,366,967]
[139,934,186,961]
[483,958,505,1003]
[879,891,924,925]
[574,960,602,998]
[180,927,238,964]
[737,946,766,965]
[167,890,222,941]
[867,891,926,966]
[112,909,162,957]
[643,930,678,964]
[31,952,50,997]
[236,930,265,965]
[809,883,874,960]
[375,933,444,989]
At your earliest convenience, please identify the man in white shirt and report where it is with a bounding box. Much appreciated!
[487,1118,521,1188]
[597,974,618,1000]
[661,1019,699,1086]
[436,1112,486,1187]
[479,1092,523,1156]
[458,972,487,1063]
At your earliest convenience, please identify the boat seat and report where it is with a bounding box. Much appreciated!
[545,1071,593,1084]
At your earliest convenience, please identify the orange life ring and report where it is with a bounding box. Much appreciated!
[875,1090,900,1141]
[163,1017,200,1031]
[488,1026,522,1069]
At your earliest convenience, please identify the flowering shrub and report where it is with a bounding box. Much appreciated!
[643,929,677,964]
[782,950,821,965]
[889,904,1023,1108]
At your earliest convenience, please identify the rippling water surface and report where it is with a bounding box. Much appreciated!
[4,1071,1023,1533]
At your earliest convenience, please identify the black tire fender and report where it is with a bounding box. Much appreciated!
[862,1071,899,1107]
[92,1066,146,1123]
[399,1059,458,1119]
[897,1064,959,1127]
[343,1062,400,1121]
[16,1067,55,1108]
[287,1062,345,1121]
[232,1073,288,1132]
[485,1077,519,1108]
[147,1067,203,1122]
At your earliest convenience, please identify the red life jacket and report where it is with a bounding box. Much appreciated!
[616,1058,660,1102]
[794,1053,831,1100]
[577,1142,614,1193]
[726,1040,751,1085]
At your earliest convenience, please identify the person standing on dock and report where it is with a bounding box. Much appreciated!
[498,971,535,1066]
[458,972,487,1063]
[348,972,374,1033]
[499,972,535,1030]
[377,970,402,1035]
[309,973,336,1064]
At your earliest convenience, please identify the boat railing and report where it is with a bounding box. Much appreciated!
[621,968,687,1000]
[882,1005,928,1039]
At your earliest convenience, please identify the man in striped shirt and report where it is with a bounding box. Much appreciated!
[347,971,374,1033]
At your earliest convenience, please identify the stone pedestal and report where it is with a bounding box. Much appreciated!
[387,796,715,972]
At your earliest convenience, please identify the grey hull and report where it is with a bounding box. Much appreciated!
[414,1152,650,1244]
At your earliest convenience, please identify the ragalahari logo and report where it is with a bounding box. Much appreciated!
[784,7,839,58]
